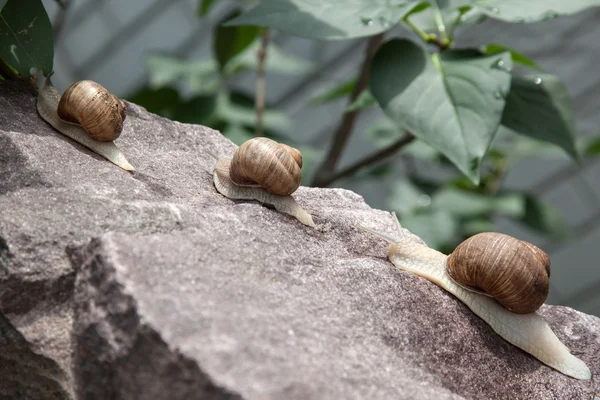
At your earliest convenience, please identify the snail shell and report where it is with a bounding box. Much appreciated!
[57,80,126,142]
[229,137,302,195]
[446,232,550,314]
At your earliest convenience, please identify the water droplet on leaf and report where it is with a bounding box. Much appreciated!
[534,77,542,84]
[492,58,512,73]
[361,17,374,26]
[377,16,391,29]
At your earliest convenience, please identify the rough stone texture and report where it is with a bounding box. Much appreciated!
[1,81,599,399]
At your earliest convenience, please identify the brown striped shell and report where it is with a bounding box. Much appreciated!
[57,80,126,142]
[229,138,302,196]
[446,232,551,314]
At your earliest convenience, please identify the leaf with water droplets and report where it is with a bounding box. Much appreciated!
[483,44,543,71]
[501,74,579,160]
[474,0,600,23]
[370,39,512,184]
[225,0,423,40]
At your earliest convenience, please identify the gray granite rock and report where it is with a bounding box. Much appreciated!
[1,81,599,399]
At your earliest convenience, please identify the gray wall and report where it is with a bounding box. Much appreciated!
[42,0,600,316]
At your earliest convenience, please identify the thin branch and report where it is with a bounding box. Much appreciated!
[311,33,385,187]
[255,29,270,137]
[319,133,415,187]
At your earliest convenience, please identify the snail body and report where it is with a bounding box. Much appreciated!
[36,77,134,171]
[213,138,314,226]
[358,219,591,380]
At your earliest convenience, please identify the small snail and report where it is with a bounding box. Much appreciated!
[358,216,591,380]
[446,232,550,314]
[213,137,314,227]
[36,76,134,171]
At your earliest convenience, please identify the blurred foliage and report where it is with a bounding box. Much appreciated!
[124,0,600,251]
[3,0,600,253]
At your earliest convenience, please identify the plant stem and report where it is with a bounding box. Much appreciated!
[431,0,449,43]
[311,33,385,187]
[319,133,415,186]
[255,29,270,137]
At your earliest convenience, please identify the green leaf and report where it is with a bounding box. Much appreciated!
[310,79,356,105]
[388,178,432,215]
[223,39,313,76]
[462,218,495,235]
[225,0,424,40]
[345,89,377,112]
[584,136,600,156]
[145,54,220,96]
[501,74,578,160]
[406,0,476,34]
[474,0,600,23]
[370,39,512,183]
[126,87,180,117]
[482,44,543,71]
[215,12,262,71]
[432,188,524,218]
[0,0,53,78]
[171,94,218,125]
[197,0,216,17]
[217,91,291,132]
[519,195,567,238]
[222,124,255,146]
[400,210,458,249]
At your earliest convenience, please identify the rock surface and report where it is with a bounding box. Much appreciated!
[1,81,599,399]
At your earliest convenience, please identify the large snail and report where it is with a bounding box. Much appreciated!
[358,216,591,380]
[213,137,314,227]
[36,77,134,171]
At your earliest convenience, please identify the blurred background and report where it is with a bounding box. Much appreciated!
[41,0,600,316]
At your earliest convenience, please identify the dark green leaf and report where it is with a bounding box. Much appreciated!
[519,195,567,238]
[0,0,53,78]
[171,94,218,125]
[370,39,512,183]
[584,136,600,156]
[474,0,600,23]
[197,0,216,17]
[126,87,180,116]
[215,12,261,71]
[345,89,377,112]
[483,44,543,71]
[225,0,424,40]
[309,79,356,105]
[501,74,578,160]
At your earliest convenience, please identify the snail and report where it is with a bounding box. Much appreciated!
[357,216,591,380]
[213,137,314,227]
[36,77,135,171]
